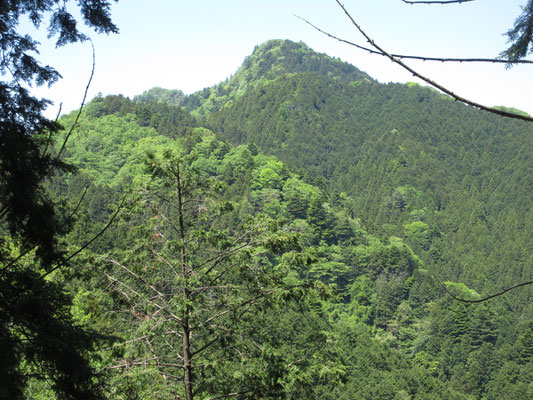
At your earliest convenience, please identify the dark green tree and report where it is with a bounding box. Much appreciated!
[307,196,335,244]
[518,323,533,363]
[501,0,533,62]
[286,192,309,219]
[1,1,118,398]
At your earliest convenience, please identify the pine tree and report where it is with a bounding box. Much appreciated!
[519,323,533,363]
[104,151,339,399]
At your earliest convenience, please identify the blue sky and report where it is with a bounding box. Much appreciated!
[24,0,532,117]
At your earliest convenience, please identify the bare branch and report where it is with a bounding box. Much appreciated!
[39,194,127,279]
[331,0,533,122]
[193,290,274,331]
[54,39,96,163]
[402,0,474,4]
[193,226,266,276]
[1,186,90,273]
[191,335,222,357]
[41,102,63,159]
[425,267,533,303]
[152,249,181,281]
[103,265,184,324]
[296,15,533,65]
[145,336,171,387]
[447,280,533,303]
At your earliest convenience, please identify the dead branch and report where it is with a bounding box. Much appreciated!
[103,271,183,324]
[296,15,533,65]
[54,40,96,162]
[39,194,126,279]
[192,290,274,331]
[320,1,533,122]
[145,336,172,387]
[402,0,474,4]
[447,280,533,303]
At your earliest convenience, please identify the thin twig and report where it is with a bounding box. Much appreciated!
[39,194,126,279]
[330,0,533,122]
[446,280,533,303]
[295,15,533,65]
[1,187,88,273]
[402,0,474,4]
[41,102,63,159]
[54,39,96,162]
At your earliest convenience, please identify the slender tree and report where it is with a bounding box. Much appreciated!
[104,151,341,400]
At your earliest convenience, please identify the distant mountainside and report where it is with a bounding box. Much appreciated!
[138,39,533,307]
[47,39,533,397]
[133,87,185,106]
[137,39,372,116]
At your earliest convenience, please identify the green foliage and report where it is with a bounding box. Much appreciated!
[204,42,533,314]
[133,87,185,106]
[100,151,341,399]
[25,38,533,399]
[181,39,373,117]
[60,111,180,187]
[500,0,533,62]
[0,2,117,398]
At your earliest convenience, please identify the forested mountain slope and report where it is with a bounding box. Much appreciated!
[138,40,533,312]
[46,95,531,399]
[170,39,372,117]
[47,95,480,399]
[36,39,533,399]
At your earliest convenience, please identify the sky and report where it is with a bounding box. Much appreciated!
[22,0,533,118]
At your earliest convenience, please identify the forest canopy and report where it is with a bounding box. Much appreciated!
[1,1,533,398]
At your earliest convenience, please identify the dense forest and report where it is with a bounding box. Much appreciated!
[4,38,533,399]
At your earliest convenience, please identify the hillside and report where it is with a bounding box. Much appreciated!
[137,39,372,117]
[136,40,533,313]
[140,40,533,309]
[47,95,474,399]
[28,39,533,399]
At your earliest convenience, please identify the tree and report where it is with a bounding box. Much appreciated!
[400,0,533,62]
[307,196,335,244]
[1,1,118,398]
[103,151,340,400]
[501,0,533,61]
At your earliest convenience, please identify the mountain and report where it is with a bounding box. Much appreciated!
[138,40,533,310]
[40,39,533,399]
[137,39,373,117]
[144,39,532,306]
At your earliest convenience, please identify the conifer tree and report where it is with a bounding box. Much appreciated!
[1,1,118,398]
[104,151,340,399]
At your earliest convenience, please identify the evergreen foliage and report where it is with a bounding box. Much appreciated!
[5,37,532,399]
[200,40,533,308]
[0,1,117,398]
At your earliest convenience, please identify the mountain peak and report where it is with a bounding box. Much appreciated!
[180,39,374,116]
[238,39,373,85]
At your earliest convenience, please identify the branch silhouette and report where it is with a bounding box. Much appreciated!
[296,15,533,65]
[55,40,96,162]
[402,0,475,4]
[324,0,533,122]
[40,194,127,279]
[443,279,533,303]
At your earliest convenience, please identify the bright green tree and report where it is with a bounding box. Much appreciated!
[104,151,340,400]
